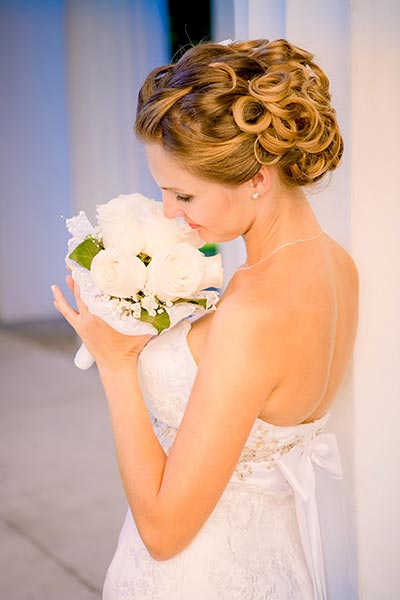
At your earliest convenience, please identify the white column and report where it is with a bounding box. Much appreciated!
[247,0,286,39]
[351,0,400,598]
[210,0,234,42]
[233,0,286,40]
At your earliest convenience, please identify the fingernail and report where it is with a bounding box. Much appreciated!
[51,285,56,295]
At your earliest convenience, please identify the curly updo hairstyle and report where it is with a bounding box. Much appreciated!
[135,39,343,187]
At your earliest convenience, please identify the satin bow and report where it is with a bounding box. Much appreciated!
[278,433,343,600]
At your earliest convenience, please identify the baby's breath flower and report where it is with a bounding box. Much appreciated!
[131,303,142,319]
[142,282,154,296]
[120,299,133,310]
[141,295,159,313]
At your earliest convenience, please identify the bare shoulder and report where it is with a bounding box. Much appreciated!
[323,234,360,333]
[214,280,291,332]
[325,233,359,291]
[206,280,296,373]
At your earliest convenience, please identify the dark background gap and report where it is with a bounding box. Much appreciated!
[168,0,211,60]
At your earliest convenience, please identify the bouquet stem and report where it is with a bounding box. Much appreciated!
[74,343,95,370]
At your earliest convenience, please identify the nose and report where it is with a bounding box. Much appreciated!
[162,193,185,220]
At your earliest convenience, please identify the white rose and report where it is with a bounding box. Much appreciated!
[147,243,223,302]
[96,193,149,256]
[138,199,203,256]
[90,248,147,298]
[200,252,224,291]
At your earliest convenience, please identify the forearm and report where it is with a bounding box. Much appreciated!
[98,360,167,550]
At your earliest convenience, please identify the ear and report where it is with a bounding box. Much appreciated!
[250,165,273,196]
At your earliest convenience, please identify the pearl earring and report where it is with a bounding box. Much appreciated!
[251,191,259,200]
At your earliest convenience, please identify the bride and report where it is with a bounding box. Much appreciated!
[52,38,359,599]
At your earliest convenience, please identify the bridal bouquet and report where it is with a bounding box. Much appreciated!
[65,193,223,370]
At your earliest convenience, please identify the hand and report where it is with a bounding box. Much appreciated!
[51,266,154,370]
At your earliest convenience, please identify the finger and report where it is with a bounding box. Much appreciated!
[73,280,89,316]
[66,264,72,273]
[51,284,79,329]
[66,274,74,293]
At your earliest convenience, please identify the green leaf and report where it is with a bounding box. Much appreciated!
[200,242,218,257]
[69,236,103,270]
[139,308,171,335]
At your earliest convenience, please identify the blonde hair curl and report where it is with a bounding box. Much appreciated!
[135,38,343,187]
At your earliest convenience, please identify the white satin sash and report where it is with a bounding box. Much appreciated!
[278,433,343,600]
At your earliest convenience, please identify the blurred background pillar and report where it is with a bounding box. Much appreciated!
[65,0,170,224]
[0,0,73,322]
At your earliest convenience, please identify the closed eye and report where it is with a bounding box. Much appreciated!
[176,194,192,203]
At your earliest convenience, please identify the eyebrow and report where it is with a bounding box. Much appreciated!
[160,186,187,192]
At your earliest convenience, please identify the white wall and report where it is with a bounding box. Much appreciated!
[351,1,400,598]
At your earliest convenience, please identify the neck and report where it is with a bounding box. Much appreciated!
[241,187,320,267]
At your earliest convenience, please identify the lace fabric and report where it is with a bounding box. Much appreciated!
[103,319,338,600]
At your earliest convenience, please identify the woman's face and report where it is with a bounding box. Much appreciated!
[145,144,255,244]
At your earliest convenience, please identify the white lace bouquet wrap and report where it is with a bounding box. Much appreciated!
[65,193,223,370]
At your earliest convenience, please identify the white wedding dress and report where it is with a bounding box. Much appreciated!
[102,318,342,600]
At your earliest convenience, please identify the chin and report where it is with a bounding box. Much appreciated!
[198,232,220,244]
[202,231,240,245]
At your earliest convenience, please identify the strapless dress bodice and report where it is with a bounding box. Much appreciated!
[137,318,330,491]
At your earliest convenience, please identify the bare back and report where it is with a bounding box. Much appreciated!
[187,233,359,426]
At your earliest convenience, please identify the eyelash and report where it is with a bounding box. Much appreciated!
[176,194,192,203]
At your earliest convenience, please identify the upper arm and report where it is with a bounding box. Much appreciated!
[154,295,287,556]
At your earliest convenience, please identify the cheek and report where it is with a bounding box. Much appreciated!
[162,195,184,219]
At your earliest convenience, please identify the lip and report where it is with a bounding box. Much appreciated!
[187,221,201,229]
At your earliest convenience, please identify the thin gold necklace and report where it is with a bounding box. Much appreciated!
[238,228,324,271]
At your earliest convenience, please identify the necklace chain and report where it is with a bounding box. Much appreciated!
[238,228,324,271]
